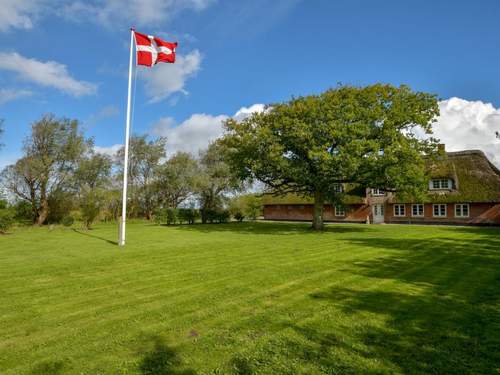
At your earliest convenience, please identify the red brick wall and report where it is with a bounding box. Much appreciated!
[264,203,500,225]
[386,203,500,225]
[263,204,370,222]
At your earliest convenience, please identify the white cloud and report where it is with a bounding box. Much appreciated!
[59,0,215,28]
[233,103,266,121]
[0,52,97,97]
[94,144,122,157]
[434,97,500,167]
[86,105,120,127]
[0,0,42,32]
[150,103,265,155]
[152,114,228,156]
[140,50,202,102]
[0,88,33,104]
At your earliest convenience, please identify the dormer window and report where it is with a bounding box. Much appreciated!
[371,188,385,196]
[430,179,452,190]
[333,183,343,193]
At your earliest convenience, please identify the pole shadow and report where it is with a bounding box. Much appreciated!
[72,229,118,246]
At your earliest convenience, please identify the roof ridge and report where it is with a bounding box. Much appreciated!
[446,149,486,156]
[447,149,500,177]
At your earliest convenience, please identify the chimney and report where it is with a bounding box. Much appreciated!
[437,143,445,155]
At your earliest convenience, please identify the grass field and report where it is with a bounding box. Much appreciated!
[0,221,499,374]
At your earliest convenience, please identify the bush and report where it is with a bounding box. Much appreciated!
[47,190,74,224]
[234,211,245,222]
[154,208,167,225]
[13,201,34,223]
[61,215,74,227]
[216,210,230,223]
[244,195,262,220]
[0,209,14,233]
[166,208,178,225]
[229,194,262,221]
[178,208,198,224]
[204,209,218,224]
[80,191,104,229]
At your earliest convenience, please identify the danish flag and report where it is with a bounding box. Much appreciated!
[134,31,177,67]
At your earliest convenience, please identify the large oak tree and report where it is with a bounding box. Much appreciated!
[221,84,439,230]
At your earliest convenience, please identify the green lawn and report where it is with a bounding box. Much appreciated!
[0,222,499,374]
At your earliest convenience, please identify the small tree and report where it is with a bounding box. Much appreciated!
[234,211,245,222]
[80,190,105,229]
[155,152,198,208]
[196,143,241,223]
[117,135,166,220]
[0,209,14,234]
[75,153,112,228]
[243,195,262,220]
[222,84,439,230]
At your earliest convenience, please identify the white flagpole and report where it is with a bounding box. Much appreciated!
[119,28,135,247]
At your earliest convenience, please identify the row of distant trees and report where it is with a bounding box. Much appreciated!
[0,115,261,231]
[2,84,443,231]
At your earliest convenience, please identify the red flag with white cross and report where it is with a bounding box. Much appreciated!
[134,31,177,67]
[120,29,178,246]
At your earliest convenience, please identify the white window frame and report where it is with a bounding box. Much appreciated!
[431,179,451,190]
[455,203,470,218]
[335,205,346,217]
[411,204,424,217]
[433,204,447,217]
[372,188,385,196]
[393,204,406,217]
[333,183,343,193]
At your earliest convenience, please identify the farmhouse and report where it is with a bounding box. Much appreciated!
[263,147,500,226]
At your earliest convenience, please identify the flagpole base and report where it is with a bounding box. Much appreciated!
[118,217,126,246]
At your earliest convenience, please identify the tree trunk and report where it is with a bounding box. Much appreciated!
[201,207,208,224]
[312,190,324,230]
[37,198,49,226]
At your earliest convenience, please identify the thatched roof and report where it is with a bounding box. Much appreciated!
[417,150,500,203]
[262,150,500,205]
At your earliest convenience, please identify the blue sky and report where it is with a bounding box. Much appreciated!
[1,0,500,167]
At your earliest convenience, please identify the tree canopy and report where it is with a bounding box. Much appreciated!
[1,114,91,225]
[221,84,440,229]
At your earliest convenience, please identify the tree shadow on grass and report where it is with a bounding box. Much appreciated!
[306,285,500,374]
[297,234,500,374]
[72,229,118,246]
[174,221,373,236]
[138,336,196,375]
[31,359,66,374]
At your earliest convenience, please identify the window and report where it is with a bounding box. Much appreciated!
[372,188,385,196]
[394,204,405,217]
[433,204,447,217]
[455,204,469,218]
[335,205,345,217]
[333,184,343,193]
[431,179,451,190]
[412,204,424,217]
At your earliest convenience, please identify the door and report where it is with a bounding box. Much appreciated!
[372,204,385,224]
